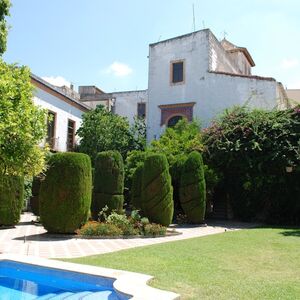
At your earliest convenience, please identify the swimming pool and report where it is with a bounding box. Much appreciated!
[0,260,129,299]
[0,255,179,300]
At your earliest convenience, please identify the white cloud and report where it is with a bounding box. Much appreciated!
[104,61,133,77]
[42,76,71,87]
[281,58,299,69]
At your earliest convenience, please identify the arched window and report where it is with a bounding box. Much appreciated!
[167,115,183,127]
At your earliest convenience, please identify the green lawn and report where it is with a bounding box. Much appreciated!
[65,227,300,300]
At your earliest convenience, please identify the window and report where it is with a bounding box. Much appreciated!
[46,111,56,149]
[67,119,75,151]
[137,102,146,118]
[167,115,183,127]
[171,60,184,84]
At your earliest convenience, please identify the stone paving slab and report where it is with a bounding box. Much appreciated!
[0,213,256,258]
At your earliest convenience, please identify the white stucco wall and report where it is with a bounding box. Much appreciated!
[147,29,278,142]
[209,33,239,74]
[201,73,277,126]
[147,30,210,141]
[113,90,147,124]
[33,87,85,152]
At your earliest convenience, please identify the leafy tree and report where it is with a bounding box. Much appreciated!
[150,118,203,166]
[0,60,47,176]
[0,0,10,55]
[124,150,149,190]
[203,106,300,224]
[77,105,145,163]
[129,116,146,151]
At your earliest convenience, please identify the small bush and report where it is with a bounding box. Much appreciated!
[0,175,24,226]
[92,151,124,219]
[106,211,136,235]
[143,223,167,236]
[77,221,122,236]
[77,210,167,237]
[140,154,174,226]
[180,151,206,223]
[39,153,92,233]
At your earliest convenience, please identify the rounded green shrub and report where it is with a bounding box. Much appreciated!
[140,154,173,226]
[91,151,124,219]
[39,153,92,233]
[0,175,24,226]
[180,151,206,223]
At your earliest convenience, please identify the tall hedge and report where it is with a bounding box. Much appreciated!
[180,151,206,223]
[0,175,24,226]
[131,163,144,209]
[39,153,92,233]
[30,175,43,216]
[91,151,124,219]
[140,154,173,226]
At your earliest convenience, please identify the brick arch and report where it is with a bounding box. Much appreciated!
[166,114,185,127]
[158,102,196,126]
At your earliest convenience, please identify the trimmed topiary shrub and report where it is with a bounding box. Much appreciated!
[91,151,124,219]
[131,163,144,209]
[39,153,92,233]
[180,151,206,223]
[169,154,186,213]
[140,154,173,226]
[30,175,43,216]
[0,175,24,226]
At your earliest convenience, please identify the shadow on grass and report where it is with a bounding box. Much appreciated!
[279,229,300,237]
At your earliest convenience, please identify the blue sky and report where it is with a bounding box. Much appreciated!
[3,0,300,91]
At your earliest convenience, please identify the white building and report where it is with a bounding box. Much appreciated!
[31,74,90,152]
[78,86,147,124]
[286,89,300,107]
[147,29,288,141]
[78,29,288,143]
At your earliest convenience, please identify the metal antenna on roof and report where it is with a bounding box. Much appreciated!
[222,30,228,39]
[192,3,196,32]
[202,20,205,29]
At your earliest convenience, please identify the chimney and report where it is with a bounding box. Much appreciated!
[70,83,74,90]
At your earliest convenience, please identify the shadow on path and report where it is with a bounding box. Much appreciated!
[13,232,75,242]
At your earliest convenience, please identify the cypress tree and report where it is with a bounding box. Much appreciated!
[140,154,173,226]
[180,151,206,223]
[39,153,92,233]
[91,151,124,219]
[0,175,24,226]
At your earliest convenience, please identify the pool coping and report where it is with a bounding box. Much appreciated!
[0,254,180,300]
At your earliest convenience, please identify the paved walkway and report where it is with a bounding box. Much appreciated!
[0,213,256,258]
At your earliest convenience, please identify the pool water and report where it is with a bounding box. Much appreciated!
[0,260,129,299]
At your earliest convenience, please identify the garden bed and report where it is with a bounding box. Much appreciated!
[76,229,181,239]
